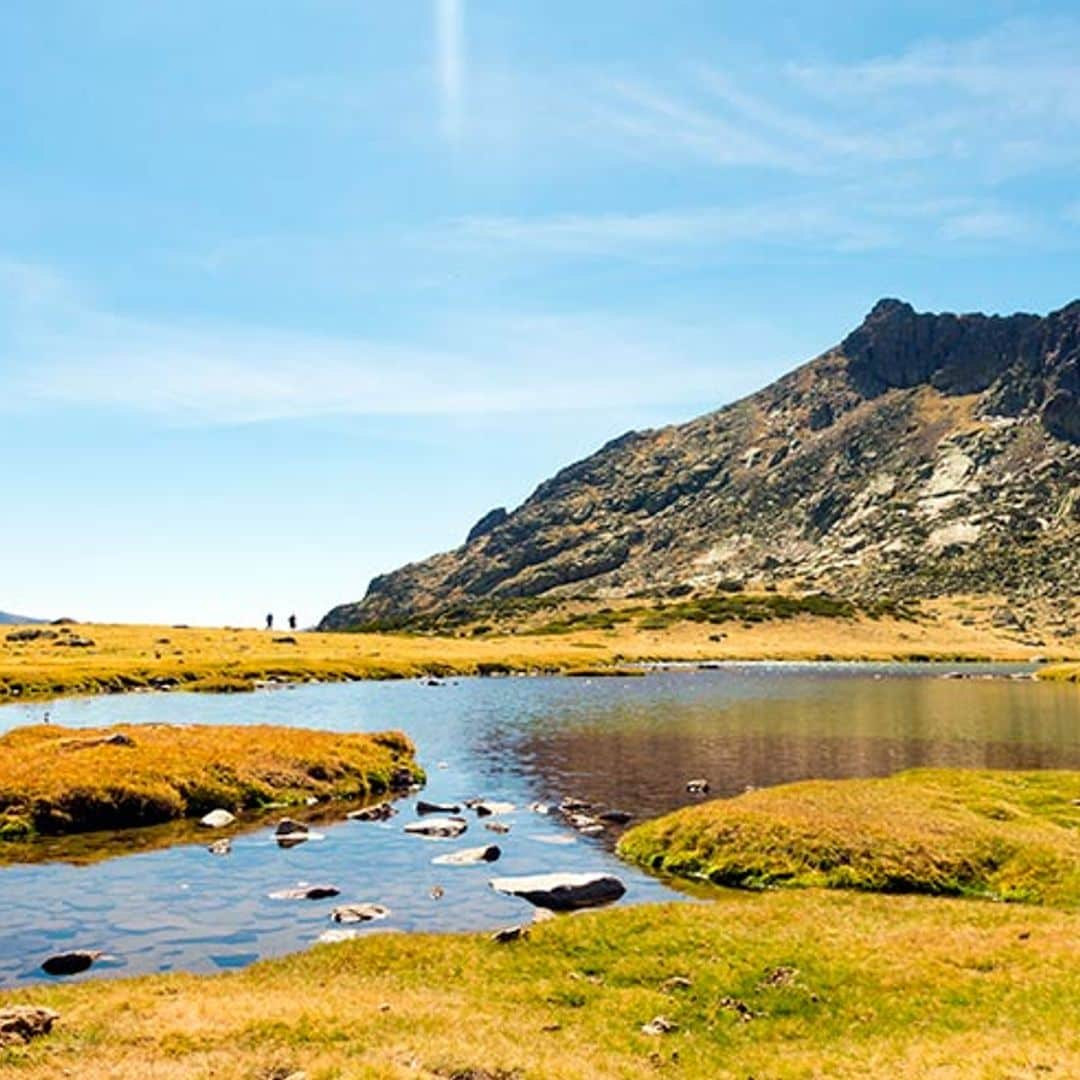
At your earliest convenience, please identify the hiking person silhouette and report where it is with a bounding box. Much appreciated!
[265,613,273,630]
[288,614,297,631]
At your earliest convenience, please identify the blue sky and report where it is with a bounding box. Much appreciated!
[2,1,1078,625]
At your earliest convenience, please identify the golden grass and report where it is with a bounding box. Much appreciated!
[1,601,1072,705]
[619,769,1080,907]
[0,890,1076,1078]
[1040,663,1080,683]
[0,723,420,848]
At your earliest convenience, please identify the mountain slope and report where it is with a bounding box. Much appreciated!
[321,299,1080,631]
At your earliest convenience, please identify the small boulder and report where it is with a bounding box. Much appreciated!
[685,778,710,794]
[317,928,362,943]
[199,809,236,829]
[207,838,232,856]
[274,818,309,836]
[641,1015,678,1036]
[599,810,632,825]
[566,813,604,835]
[489,872,627,911]
[268,884,340,901]
[432,844,501,866]
[484,821,511,834]
[347,802,396,822]
[404,816,467,839]
[41,950,103,977]
[330,903,390,924]
[473,800,515,817]
[491,925,529,944]
[0,1006,60,1047]
[417,800,461,815]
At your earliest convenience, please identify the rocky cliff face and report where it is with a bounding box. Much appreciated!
[320,300,1080,630]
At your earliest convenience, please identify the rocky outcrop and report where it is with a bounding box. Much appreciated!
[320,300,1080,629]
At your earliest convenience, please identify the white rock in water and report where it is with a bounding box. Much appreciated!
[431,844,501,866]
[199,809,236,829]
[330,903,390,924]
[489,872,626,911]
[268,884,340,901]
[404,816,467,838]
[474,800,516,817]
[317,928,362,943]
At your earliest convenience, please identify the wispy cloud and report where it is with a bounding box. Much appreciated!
[446,193,1064,262]
[1,261,739,424]
[435,0,465,142]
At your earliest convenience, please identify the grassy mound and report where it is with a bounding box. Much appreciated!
[2,891,1078,1078]
[618,769,1080,907]
[0,723,421,844]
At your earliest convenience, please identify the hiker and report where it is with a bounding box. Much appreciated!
[288,613,297,631]
[265,613,273,631]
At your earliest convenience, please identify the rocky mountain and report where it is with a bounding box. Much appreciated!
[321,299,1080,631]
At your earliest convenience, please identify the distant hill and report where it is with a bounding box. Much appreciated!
[0,611,42,626]
[321,298,1080,633]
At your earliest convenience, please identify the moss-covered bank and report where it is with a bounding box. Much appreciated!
[0,723,421,850]
[618,769,1080,906]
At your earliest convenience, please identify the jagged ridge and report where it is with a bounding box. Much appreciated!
[321,299,1080,630]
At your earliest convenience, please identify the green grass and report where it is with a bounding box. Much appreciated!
[0,723,422,851]
[618,769,1080,907]
[1,890,1077,1078]
[524,592,921,636]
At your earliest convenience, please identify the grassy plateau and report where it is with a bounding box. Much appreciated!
[0,723,421,853]
[1,594,1073,704]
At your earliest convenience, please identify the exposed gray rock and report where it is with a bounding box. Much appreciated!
[268,884,340,901]
[330,903,390,923]
[347,802,397,822]
[207,838,232,856]
[274,818,308,836]
[199,809,236,829]
[0,1006,60,1046]
[491,924,529,943]
[431,844,501,866]
[417,800,461,815]
[404,816,468,838]
[489,872,627,911]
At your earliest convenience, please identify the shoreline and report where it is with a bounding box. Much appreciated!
[1,611,1074,706]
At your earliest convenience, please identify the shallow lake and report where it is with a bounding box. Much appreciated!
[1,663,1077,985]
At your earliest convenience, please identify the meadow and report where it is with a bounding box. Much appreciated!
[1,593,1071,704]
[1,887,1076,1078]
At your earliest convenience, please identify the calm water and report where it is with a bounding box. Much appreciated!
[1,663,1077,985]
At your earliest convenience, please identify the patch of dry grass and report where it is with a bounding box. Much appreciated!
[619,769,1080,907]
[0,604,1071,706]
[1040,663,1080,683]
[0,723,420,848]
[0,890,1076,1078]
